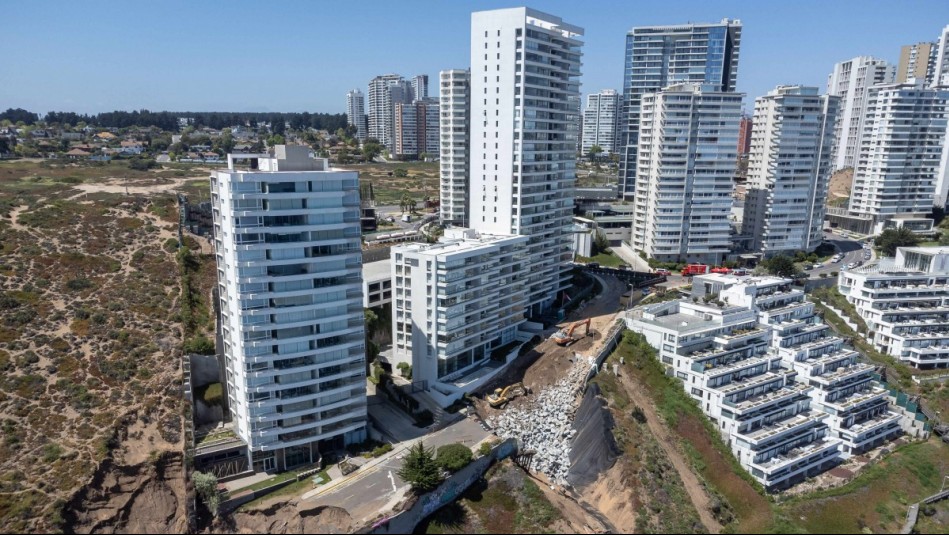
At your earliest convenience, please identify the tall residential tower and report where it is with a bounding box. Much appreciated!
[743,86,839,256]
[439,69,471,226]
[211,145,368,472]
[618,19,742,200]
[469,7,583,316]
[826,56,895,170]
[580,89,621,156]
[632,84,742,264]
[345,89,367,142]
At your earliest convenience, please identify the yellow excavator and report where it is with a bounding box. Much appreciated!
[552,318,592,346]
[487,382,528,408]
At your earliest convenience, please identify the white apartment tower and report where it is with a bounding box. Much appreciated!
[211,145,368,472]
[581,89,621,156]
[345,89,367,142]
[848,82,949,229]
[469,7,583,316]
[367,74,404,148]
[826,56,895,170]
[743,86,839,256]
[932,25,949,87]
[618,19,743,199]
[440,69,471,226]
[412,74,429,100]
[391,229,529,405]
[632,83,742,264]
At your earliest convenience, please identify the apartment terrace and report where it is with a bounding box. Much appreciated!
[744,411,827,446]
[811,362,876,389]
[718,369,797,397]
[749,436,840,477]
[822,385,888,413]
[724,383,812,415]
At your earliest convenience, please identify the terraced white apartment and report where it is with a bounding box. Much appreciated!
[840,246,949,369]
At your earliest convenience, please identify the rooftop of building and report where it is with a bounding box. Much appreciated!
[394,228,526,259]
[363,258,391,283]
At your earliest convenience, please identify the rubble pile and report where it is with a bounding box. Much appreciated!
[487,355,595,484]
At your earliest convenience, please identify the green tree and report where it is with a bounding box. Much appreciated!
[435,443,473,473]
[587,144,603,162]
[875,227,920,257]
[362,141,383,161]
[761,255,799,278]
[267,134,285,147]
[393,168,408,178]
[400,193,413,214]
[592,229,610,256]
[397,442,442,493]
[192,471,221,516]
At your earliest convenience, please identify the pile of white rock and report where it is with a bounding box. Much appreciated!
[486,356,594,484]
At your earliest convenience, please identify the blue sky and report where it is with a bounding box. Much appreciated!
[3,1,948,115]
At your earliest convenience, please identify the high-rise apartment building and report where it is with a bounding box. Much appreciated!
[737,115,753,156]
[391,229,529,405]
[580,89,621,156]
[897,42,937,84]
[618,19,742,199]
[469,7,583,316]
[367,74,404,148]
[743,86,839,256]
[848,82,949,230]
[394,99,440,160]
[412,74,429,100]
[631,83,742,264]
[211,145,368,473]
[826,56,895,170]
[345,89,367,142]
[439,69,471,226]
[932,25,949,87]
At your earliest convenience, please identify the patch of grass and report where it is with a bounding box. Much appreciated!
[576,252,625,268]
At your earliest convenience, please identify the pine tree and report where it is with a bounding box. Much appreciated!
[397,442,442,492]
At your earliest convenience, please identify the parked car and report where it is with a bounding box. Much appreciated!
[804,264,813,271]
[587,262,600,269]
[655,268,671,276]
[813,263,822,270]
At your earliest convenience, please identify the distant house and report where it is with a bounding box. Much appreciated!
[202,151,221,162]
[96,132,117,140]
[156,153,171,163]
[119,141,144,155]
[61,132,83,141]
[66,148,91,159]
[31,129,49,138]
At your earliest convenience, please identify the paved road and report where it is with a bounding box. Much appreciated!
[302,417,488,524]
[810,234,870,278]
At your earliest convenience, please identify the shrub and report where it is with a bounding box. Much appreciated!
[183,336,215,355]
[371,443,394,457]
[192,471,220,516]
[65,278,94,291]
[393,168,408,178]
[196,383,223,407]
[478,441,494,458]
[435,443,473,473]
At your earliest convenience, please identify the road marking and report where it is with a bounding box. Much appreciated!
[387,470,398,493]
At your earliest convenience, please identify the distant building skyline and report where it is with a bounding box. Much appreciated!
[5,2,949,116]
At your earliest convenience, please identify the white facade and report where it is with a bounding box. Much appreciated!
[618,19,742,199]
[580,89,621,156]
[848,82,949,225]
[631,273,902,488]
[345,89,367,142]
[713,275,903,455]
[743,86,839,256]
[628,290,840,490]
[439,69,470,226]
[932,25,949,87]
[826,56,895,171]
[632,83,741,264]
[840,246,949,370]
[412,74,429,100]
[211,145,367,472]
[470,7,582,316]
[367,74,404,148]
[391,229,529,403]
[362,259,392,308]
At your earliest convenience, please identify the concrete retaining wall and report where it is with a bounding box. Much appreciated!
[368,438,517,533]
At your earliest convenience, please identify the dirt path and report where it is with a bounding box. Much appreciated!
[65,176,198,200]
[614,369,722,533]
[8,205,30,231]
